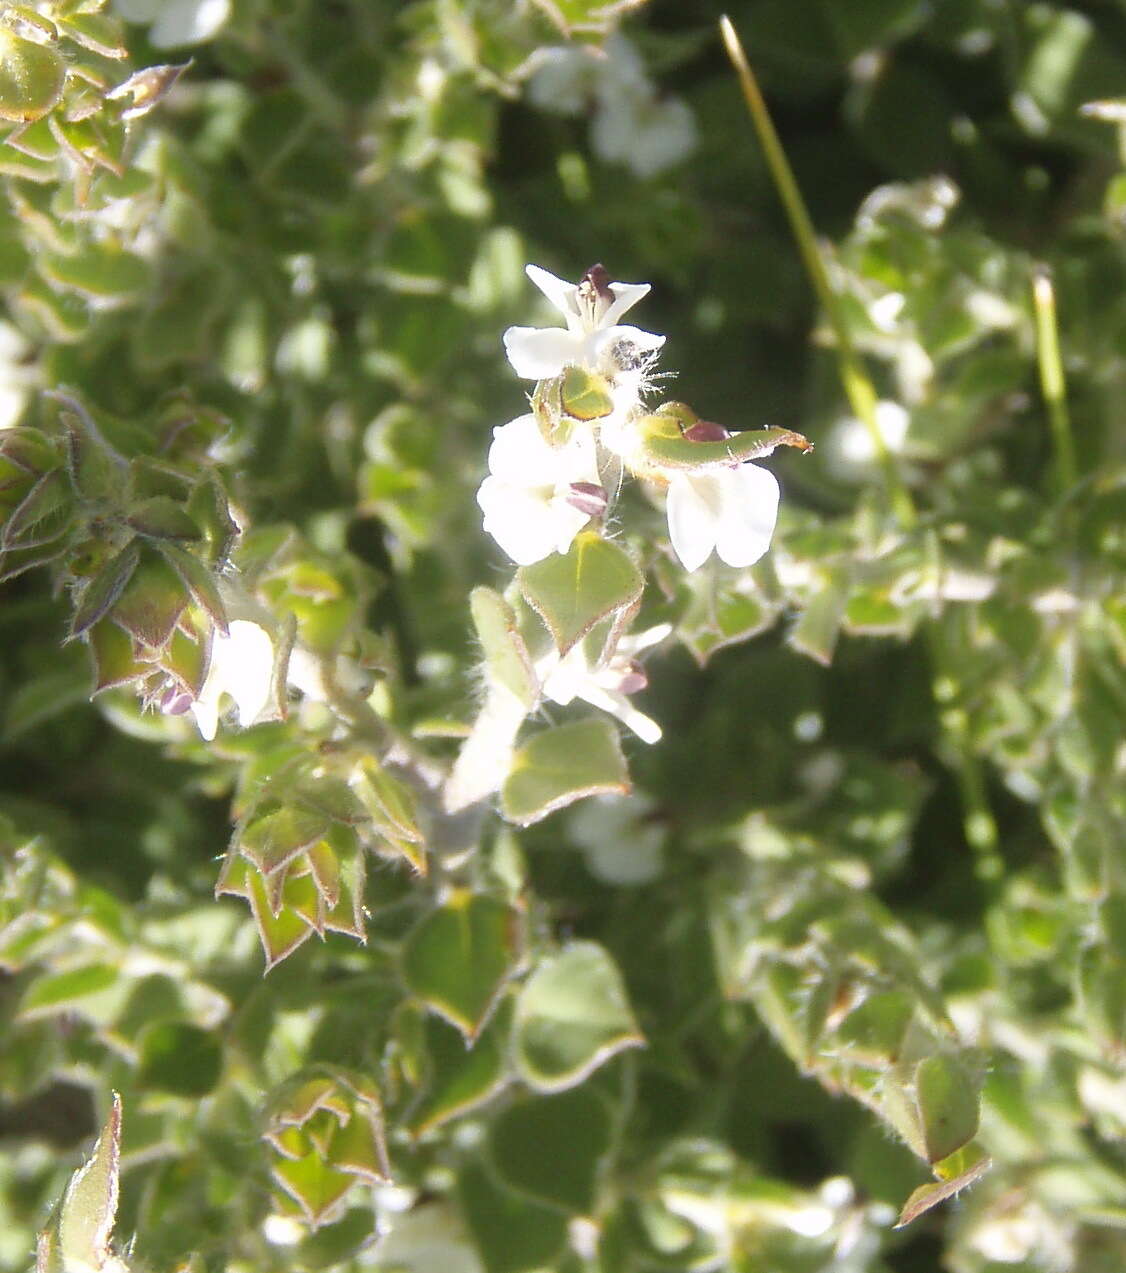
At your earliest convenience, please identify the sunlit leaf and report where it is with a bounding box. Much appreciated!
[517,532,643,656]
[502,718,630,826]
[513,941,643,1092]
[401,891,522,1039]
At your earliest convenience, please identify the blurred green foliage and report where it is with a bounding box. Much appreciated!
[2,1,1126,1271]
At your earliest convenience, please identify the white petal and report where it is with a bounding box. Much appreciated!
[540,647,585,706]
[666,473,720,572]
[524,265,579,322]
[527,47,595,116]
[150,0,229,47]
[219,620,275,725]
[486,414,558,485]
[575,682,662,744]
[556,422,601,485]
[503,325,582,379]
[626,99,698,179]
[190,697,220,741]
[618,622,673,655]
[477,480,562,565]
[714,464,780,568]
[601,282,651,327]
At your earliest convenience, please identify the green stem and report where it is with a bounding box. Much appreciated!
[719,16,917,529]
[1031,266,1077,496]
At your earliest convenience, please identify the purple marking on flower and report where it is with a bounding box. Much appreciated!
[566,481,609,518]
[616,660,648,695]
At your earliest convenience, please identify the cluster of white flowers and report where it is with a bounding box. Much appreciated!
[479,262,783,576]
[527,35,697,180]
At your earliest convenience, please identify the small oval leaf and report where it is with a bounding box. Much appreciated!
[513,940,643,1092]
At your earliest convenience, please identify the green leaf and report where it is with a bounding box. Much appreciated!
[186,473,238,564]
[517,532,643,655]
[19,963,119,1017]
[271,1152,354,1230]
[108,549,189,650]
[502,718,630,827]
[55,11,127,60]
[489,1085,612,1214]
[156,541,229,633]
[512,941,643,1092]
[788,571,851,665]
[401,890,522,1040]
[2,467,72,553]
[639,408,812,471]
[218,858,314,970]
[55,1093,121,1270]
[70,541,139,639]
[915,1053,980,1163]
[895,1147,991,1228]
[407,1003,512,1137]
[352,756,425,844]
[127,495,202,542]
[40,244,151,301]
[87,616,147,693]
[138,1023,223,1097]
[240,806,330,878]
[836,990,915,1064]
[470,586,538,709]
[458,1162,568,1273]
[0,28,65,123]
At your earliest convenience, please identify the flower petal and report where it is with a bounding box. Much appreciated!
[486,414,559,485]
[666,472,720,572]
[150,0,229,47]
[502,325,582,379]
[602,282,651,328]
[190,619,273,738]
[220,620,274,725]
[714,464,780,568]
[574,681,662,743]
[477,479,563,565]
[524,264,580,323]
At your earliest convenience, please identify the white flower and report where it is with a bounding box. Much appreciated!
[831,399,910,468]
[189,620,274,740]
[666,463,780,572]
[112,0,230,48]
[503,263,664,382]
[527,35,697,179]
[539,623,671,744]
[568,792,665,885]
[591,86,697,180]
[476,413,603,565]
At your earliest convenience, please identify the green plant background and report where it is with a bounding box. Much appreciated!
[2,1,1125,1271]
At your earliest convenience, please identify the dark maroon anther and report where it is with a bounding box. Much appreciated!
[566,481,609,518]
[683,419,730,443]
[579,264,613,304]
[617,660,648,695]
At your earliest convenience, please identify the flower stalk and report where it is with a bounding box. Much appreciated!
[719,15,917,529]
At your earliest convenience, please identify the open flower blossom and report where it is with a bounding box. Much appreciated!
[113,0,230,47]
[539,623,671,744]
[187,619,274,741]
[503,264,665,383]
[476,413,603,565]
[666,462,780,572]
[528,35,697,180]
